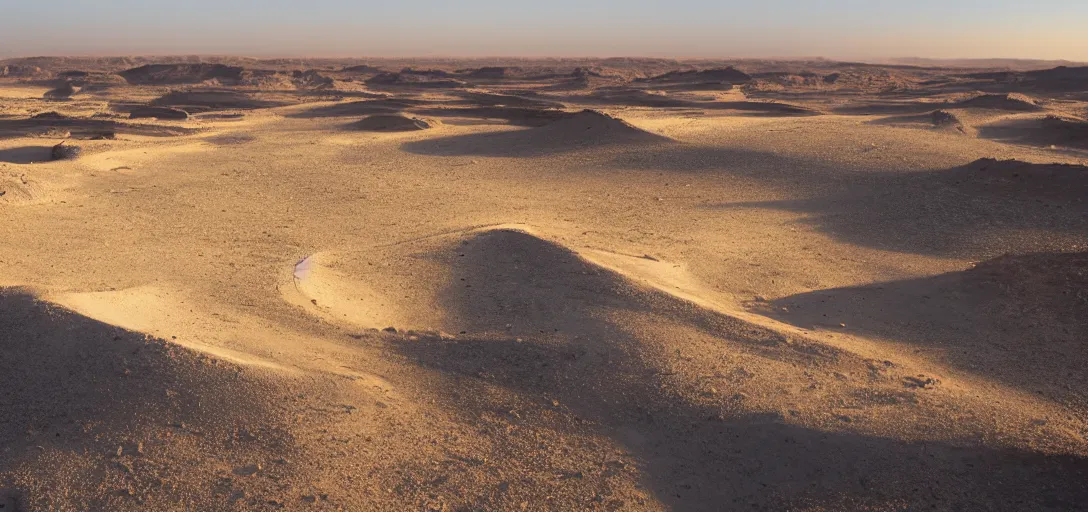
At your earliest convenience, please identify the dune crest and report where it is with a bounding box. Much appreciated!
[53,286,293,371]
[534,109,673,144]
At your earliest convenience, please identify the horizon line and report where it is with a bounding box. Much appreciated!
[3,53,1087,64]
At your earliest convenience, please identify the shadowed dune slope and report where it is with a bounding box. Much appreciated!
[286,228,1088,511]
[5,56,1088,511]
[0,117,197,140]
[616,146,1088,257]
[871,109,968,133]
[766,251,1088,406]
[948,158,1088,202]
[149,90,291,112]
[956,93,1043,111]
[966,66,1088,92]
[286,98,428,118]
[409,106,574,127]
[455,90,564,109]
[637,67,752,84]
[979,115,1088,149]
[401,110,673,156]
[349,114,433,132]
[0,289,301,511]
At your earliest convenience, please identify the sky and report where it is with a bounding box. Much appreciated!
[2,0,1087,60]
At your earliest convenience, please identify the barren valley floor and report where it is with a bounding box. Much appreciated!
[1,59,1087,511]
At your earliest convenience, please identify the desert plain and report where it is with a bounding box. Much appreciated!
[1,56,1088,511]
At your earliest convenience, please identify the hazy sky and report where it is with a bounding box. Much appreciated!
[3,0,1087,60]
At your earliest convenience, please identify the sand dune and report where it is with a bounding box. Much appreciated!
[284,226,1088,509]
[766,251,1088,405]
[533,110,671,143]
[0,115,197,139]
[957,92,1043,111]
[349,114,435,132]
[288,98,425,118]
[2,56,1087,510]
[978,114,1088,149]
[408,106,574,127]
[42,82,78,100]
[930,109,967,132]
[0,288,306,511]
[456,90,564,109]
[401,109,672,156]
[946,158,1088,201]
[637,67,752,85]
[150,90,292,112]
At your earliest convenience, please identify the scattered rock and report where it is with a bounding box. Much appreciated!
[51,142,81,161]
[232,463,262,476]
[903,375,941,389]
[930,110,966,133]
[31,111,72,120]
[43,83,79,100]
[32,128,71,139]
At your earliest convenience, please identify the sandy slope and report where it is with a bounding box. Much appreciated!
[2,68,1088,511]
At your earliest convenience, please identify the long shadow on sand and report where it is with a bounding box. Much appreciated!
[0,289,293,510]
[391,230,1088,511]
[548,89,822,116]
[399,126,635,157]
[401,111,674,158]
[410,106,574,127]
[0,118,197,140]
[977,116,1088,151]
[611,146,1088,258]
[763,251,1088,407]
[831,101,951,116]
[0,146,53,164]
[285,98,447,119]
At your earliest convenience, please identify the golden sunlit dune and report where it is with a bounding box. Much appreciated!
[1,56,1087,511]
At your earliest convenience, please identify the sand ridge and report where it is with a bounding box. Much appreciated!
[2,56,1088,511]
